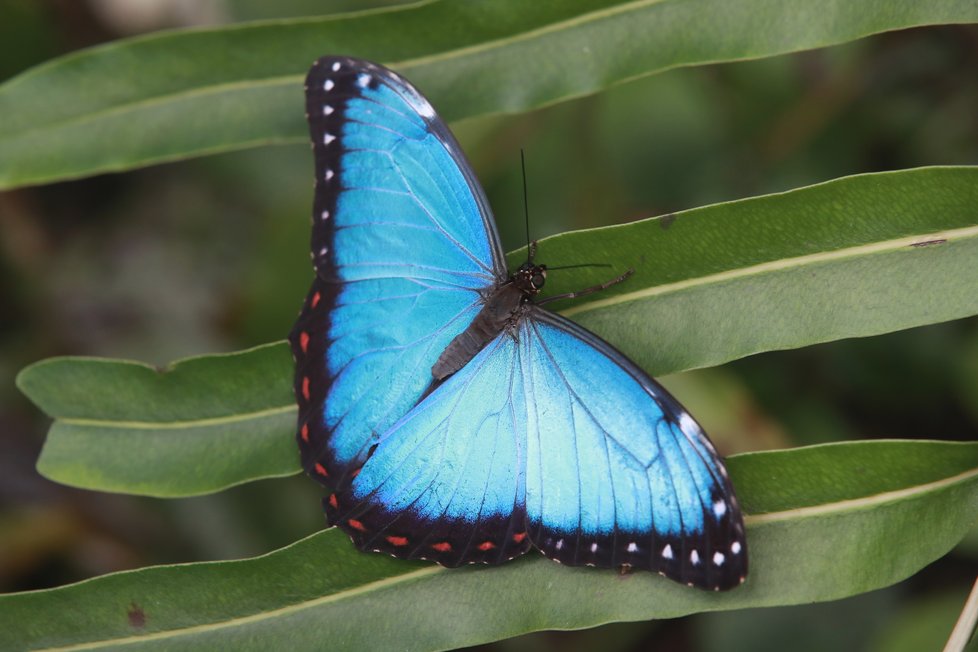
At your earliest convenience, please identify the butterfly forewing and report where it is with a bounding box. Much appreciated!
[290,57,506,494]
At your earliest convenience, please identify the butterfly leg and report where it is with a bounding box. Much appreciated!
[536,268,635,305]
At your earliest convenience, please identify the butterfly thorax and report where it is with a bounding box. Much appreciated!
[431,262,547,381]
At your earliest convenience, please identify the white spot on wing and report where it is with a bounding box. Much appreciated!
[590,542,598,553]
[713,551,725,566]
[357,73,371,88]
[662,544,673,559]
[401,87,436,119]
[679,413,700,438]
[319,246,328,256]
[690,549,700,565]
[713,500,727,517]
[325,169,334,181]
[627,542,638,553]
[331,61,341,72]
[555,539,563,551]
[321,210,330,221]
[323,79,335,92]
[323,133,336,145]
[323,105,334,116]
[731,541,742,555]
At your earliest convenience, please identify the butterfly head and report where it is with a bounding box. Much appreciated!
[514,262,547,297]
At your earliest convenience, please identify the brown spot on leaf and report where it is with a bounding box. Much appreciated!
[127,602,146,629]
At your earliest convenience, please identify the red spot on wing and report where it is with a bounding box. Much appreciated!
[300,424,309,443]
[348,519,367,532]
[386,535,409,547]
[477,541,496,551]
[512,532,527,543]
[431,541,452,552]
[302,376,310,400]
[314,463,328,477]
[311,292,321,308]
[328,493,338,508]
[299,331,310,353]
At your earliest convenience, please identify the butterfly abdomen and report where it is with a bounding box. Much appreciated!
[432,282,524,380]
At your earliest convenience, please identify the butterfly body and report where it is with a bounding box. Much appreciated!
[434,262,545,380]
[290,56,748,590]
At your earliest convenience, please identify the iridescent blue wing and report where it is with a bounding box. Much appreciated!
[520,310,747,590]
[329,305,747,587]
[290,56,506,492]
[328,334,532,566]
[326,335,530,566]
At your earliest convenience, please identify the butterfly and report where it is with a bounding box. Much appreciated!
[289,56,747,591]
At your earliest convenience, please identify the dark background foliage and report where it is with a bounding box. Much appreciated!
[1,2,976,650]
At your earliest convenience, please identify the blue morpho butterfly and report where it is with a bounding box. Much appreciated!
[289,56,747,591]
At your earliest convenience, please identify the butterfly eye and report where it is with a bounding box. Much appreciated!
[531,273,546,289]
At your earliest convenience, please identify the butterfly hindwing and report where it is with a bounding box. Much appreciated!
[290,56,506,492]
[330,309,747,588]
[328,334,532,566]
[520,310,747,590]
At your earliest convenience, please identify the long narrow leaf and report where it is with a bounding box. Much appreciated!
[2,0,978,188]
[18,166,978,496]
[548,165,978,375]
[1,440,975,651]
[20,344,297,497]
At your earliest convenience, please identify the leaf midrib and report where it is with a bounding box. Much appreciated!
[1,75,302,144]
[397,0,670,68]
[32,566,443,652]
[560,223,978,318]
[745,463,978,525]
[29,460,978,651]
[59,405,295,430]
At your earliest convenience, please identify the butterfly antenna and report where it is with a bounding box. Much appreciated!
[521,149,535,263]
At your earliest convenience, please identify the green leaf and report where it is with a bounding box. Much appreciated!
[18,343,297,497]
[3,0,978,188]
[539,165,978,376]
[19,166,978,497]
[2,440,975,651]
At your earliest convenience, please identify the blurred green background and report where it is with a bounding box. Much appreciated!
[1,1,976,650]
